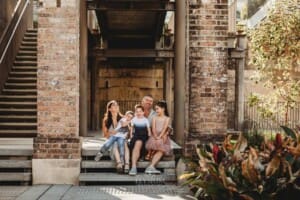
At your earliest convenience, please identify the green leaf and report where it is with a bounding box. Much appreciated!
[280,126,296,139]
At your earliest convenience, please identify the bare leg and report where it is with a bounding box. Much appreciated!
[149,151,164,168]
[112,142,121,164]
[131,140,143,168]
[124,143,130,164]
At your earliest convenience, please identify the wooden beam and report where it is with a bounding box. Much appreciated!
[93,48,174,59]
[155,12,167,41]
[88,1,175,11]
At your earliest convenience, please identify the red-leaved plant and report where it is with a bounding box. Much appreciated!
[180,126,300,200]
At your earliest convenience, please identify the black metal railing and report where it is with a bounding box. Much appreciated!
[228,101,300,132]
[0,0,33,92]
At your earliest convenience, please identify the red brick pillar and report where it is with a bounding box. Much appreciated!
[33,0,81,185]
[185,0,228,155]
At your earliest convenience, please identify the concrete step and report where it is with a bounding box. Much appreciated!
[0,160,31,168]
[82,160,175,169]
[12,66,37,72]
[27,28,37,33]
[0,108,36,115]
[23,37,37,42]
[0,123,37,131]
[2,89,37,95]
[0,138,33,145]
[0,129,37,137]
[16,55,37,61]
[18,50,37,56]
[4,83,36,89]
[9,71,37,78]
[21,41,37,46]
[24,32,37,37]
[82,148,174,161]
[19,46,37,51]
[14,61,37,66]
[79,173,176,184]
[0,101,36,108]
[0,172,31,181]
[7,77,37,83]
[9,71,37,77]
[0,95,37,102]
[0,115,37,122]
[0,139,33,154]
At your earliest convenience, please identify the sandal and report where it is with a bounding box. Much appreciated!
[124,163,130,174]
[116,162,123,174]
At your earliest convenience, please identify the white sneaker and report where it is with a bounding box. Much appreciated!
[129,167,137,176]
[145,166,161,174]
[94,152,103,162]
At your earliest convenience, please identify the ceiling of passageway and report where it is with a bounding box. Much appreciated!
[89,0,175,49]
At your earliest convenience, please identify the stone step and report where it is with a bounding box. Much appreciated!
[0,172,31,181]
[24,32,37,37]
[18,50,37,56]
[27,28,37,32]
[16,55,37,61]
[0,123,37,131]
[79,173,176,184]
[0,101,36,108]
[14,61,37,66]
[0,108,36,115]
[21,41,37,46]
[4,83,36,89]
[0,144,36,157]
[19,45,37,51]
[0,138,33,145]
[23,37,37,42]
[9,71,37,77]
[1,89,37,95]
[0,129,37,137]
[82,160,175,169]
[0,95,37,101]
[7,77,37,83]
[12,66,37,72]
[0,115,37,122]
[82,149,175,161]
[0,160,32,168]
[9,71,37,78]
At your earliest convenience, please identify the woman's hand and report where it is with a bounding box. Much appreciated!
[109,130,117,135]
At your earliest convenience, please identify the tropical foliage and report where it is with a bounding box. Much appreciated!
[180,127,300,200]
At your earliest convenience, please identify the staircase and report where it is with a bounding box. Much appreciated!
[80,138,179,185]
[0,138,33,185]
[0,28,37,137]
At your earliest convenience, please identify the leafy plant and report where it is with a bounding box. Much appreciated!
[180,127,300,200]
[248,0,300,124]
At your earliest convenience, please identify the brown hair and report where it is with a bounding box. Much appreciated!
[134,104,144,112]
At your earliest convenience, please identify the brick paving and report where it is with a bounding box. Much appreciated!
[0,185,194,200]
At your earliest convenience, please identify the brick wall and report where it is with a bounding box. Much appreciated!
[34,0,80,159]
[186,0,228,155]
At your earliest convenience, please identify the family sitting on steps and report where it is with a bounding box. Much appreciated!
[94,95,172,176]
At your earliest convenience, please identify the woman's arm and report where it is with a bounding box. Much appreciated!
[147,126,152,137]
[157,117,170,139]
[151,117,158,138]
[102,119,109,138]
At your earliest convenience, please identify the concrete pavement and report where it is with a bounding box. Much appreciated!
[0,184,194,200]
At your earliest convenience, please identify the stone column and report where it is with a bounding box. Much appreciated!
[174,0,186,146]
[33,0,81,185]
[186,0,228,155]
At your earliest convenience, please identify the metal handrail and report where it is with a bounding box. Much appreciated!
[0,0,30,63]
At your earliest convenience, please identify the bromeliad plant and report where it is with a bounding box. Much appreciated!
[180,127,300,200]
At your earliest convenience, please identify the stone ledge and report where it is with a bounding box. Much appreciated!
[32,159,80,185]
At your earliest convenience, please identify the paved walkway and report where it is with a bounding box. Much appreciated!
[0,185,194,200]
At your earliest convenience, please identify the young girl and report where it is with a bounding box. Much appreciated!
[128,104,151,176]
[145,100,172,174]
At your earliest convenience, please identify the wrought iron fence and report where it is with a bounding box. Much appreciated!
[228,101,300,132]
